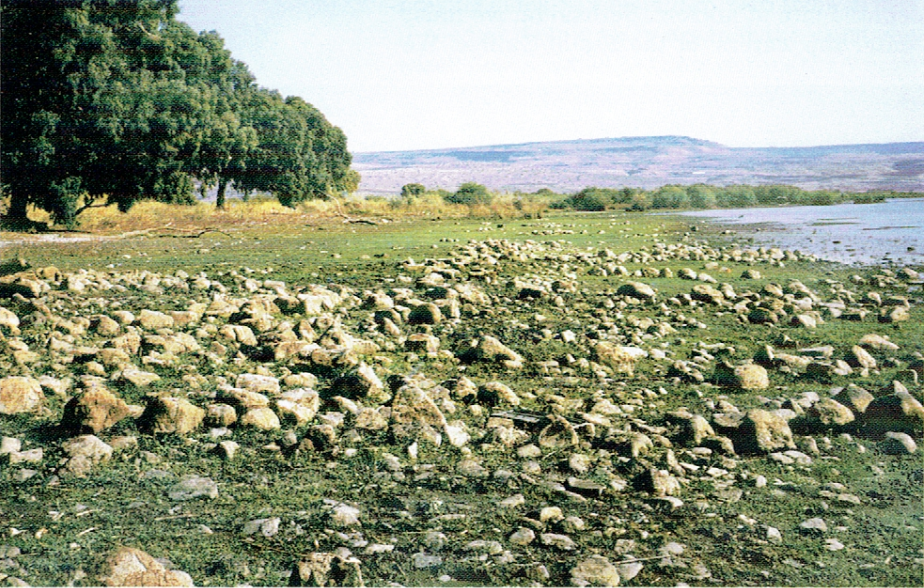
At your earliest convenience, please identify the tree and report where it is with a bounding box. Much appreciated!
[174,29,258,209]
[444,182,493,206]
[651,186,689,209]
[564,188,611,211]
[687,185,716,209]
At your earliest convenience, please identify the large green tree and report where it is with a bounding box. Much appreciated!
[2,0,355,224]
[1,0,209,226]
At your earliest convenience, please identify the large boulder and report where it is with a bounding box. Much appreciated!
[136,309,175,330]
[807,398,855,428]
[460,336,524,369]
[0,376,45,415]
[617,281,656,301]
[99,546,194,587]
[0,306,20,335]
[845,345,876,369]
[274,388,321,426]
[714,362,769,391]
[690,284,725,305]
[666,410,715,446]
[731,409,795,454]
[139,397,205,435]
[240,407,281,430]
[330,363,389,403]
[60,386,131,434]
[594,343,647,376]
[391,385,447,428]
[861,392,924,436]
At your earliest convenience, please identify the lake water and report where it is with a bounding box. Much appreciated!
[678,198,924,267]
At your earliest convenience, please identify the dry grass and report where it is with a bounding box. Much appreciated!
[1,191,551,235]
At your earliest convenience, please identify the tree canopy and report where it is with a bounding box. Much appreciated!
[1,0,355,227]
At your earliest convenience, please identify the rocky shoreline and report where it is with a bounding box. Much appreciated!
[1,220,922,586]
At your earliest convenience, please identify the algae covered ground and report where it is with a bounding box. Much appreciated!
[1,211,922,587]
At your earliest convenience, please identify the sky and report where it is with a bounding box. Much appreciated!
[176,0,924,153]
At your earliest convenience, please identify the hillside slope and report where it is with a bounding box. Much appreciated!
[353,136,924,195]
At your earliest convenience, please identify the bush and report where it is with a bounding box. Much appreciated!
[444,182,493,206]
[566,189,609,211]
[400,183,426,198]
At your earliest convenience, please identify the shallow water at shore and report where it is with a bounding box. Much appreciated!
[679,198,924,267]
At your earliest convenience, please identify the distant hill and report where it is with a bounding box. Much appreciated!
[353,136,924,195]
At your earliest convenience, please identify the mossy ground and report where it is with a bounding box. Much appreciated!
[1,210,922,586]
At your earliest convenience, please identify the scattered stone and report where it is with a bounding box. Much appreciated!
[803,398,855,430]
[411,552,442,569]
[168,476,218,501]
[62,435,113,477]
[509,527,535,546]
[235,373,280,395]
[799,518,827,535]
[766,526,783,544]
[540,533,577,550]
[880,431,917,454]
[570,555,621,587]
[329,502,361,527]
[825,538,845,551]
[214,440,239,460]
[242,517,281,538]
[1,437,22,455]
[7,448,43,465]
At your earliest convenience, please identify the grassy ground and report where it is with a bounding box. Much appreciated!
[1,208,922,586]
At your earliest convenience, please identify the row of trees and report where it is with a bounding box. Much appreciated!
[552,184,916,212]
[398,182,494,206]
[1,0,355,227]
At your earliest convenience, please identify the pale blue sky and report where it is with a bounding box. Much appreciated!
[177,0,924,152]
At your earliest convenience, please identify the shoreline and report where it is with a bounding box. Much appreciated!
[674,198,924,268]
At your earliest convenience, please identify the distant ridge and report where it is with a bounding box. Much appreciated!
[353,136,924,195]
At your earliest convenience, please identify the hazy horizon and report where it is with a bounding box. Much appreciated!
[177,1,924,153]
[348,134,924,155]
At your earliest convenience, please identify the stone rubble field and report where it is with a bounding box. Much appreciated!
[1,217,922,586]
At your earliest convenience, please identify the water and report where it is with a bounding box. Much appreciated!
[678,198,924,267]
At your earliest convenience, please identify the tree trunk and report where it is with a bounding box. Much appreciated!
[3,192,30,227]
[216,178,227,209]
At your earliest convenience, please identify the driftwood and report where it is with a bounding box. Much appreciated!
[117,224,233,239]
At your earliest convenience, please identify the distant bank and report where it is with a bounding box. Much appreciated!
[353,136,924,196]
[680,198,924,267]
